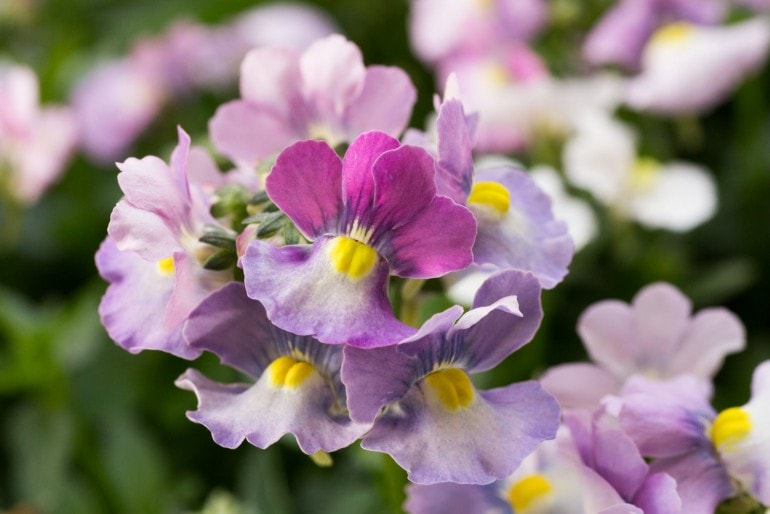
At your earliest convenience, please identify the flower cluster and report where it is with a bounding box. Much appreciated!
[96,34,573,486]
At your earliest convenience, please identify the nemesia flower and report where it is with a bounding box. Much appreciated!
[342,271,559,484]
[209,34,416,165]
[243,131,476,348]
[563,113,717,231]
[583,0,726,70]
[618,375,735,513]
[625,18,770,115]
[176,283,370,454]
[404,427,646,513]
[97,127,232,358]
[541,282,745,410]
[233,2,337,50]
[409,0,547,65]
[0,64,77,204]
[414,82,573,292]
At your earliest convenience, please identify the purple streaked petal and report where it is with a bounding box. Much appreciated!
[299,34,366,123]
[362,380,559,484]
[539,363,620,410]
[266,139,344,239]
[619,375,714,458]
[456,270,542,372]
[650,453,733,514]
[95,237,197,359]
[387,195,476,278]
[404,483,507,514]
[435,99,474,204]
[208,100,298,165]
[242,237,415,347]
[175,367,368,454]
[343,66,416,139]
[341,131,400,222]
[471,166,573,289]
[632,472,681,514]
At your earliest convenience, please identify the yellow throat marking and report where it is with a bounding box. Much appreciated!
[508,474,553,513]
[424,368,474,411]
[329,235,377,281]
[267,356,316,389]
[650,22,695,48]
[156,256,175,276]
[711,406,752,451]
[630,157,661,192]
[468,181,511,215]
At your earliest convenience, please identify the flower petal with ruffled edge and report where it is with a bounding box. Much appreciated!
[469,166,573,289]
[342,270,558,484]
[244,131,475,347]
[176,283,369,454]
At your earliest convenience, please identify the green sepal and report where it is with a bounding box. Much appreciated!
[203,249,237,271]
[283,220,302,245]
[198,232,236,250]
[242,211,283,226]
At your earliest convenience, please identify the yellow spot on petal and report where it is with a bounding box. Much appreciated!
[630,157,661,192]
[468,181,511,216]
[267,356,316,389]
[508,474,553,513]
[711,406,752,451]
[156,257,175,276]
[424,368,475,411]
[650,22,695,48]
[328,236,378,281]
[484,63,511,87]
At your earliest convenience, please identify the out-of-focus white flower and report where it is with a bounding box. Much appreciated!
[563,113,717,232]
[530,165,597,251]
[0,64,77,204]
[626,18,770,115]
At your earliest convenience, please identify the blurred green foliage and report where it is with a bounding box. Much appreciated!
[1,0,770,513]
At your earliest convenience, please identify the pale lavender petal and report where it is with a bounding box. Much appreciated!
[208,100,298,165]
[619,375,714,458]
[539,363,620,410]
[583,0,656,70]
[266,139,343,239]
[108,200,181,261]
[95,237,197,359]
[340,131,400,222]
[175,367,368,454]
[435,99,474,204]
[404,483,508,514]
[632,472,681,514]
[631,283,692,366]
[239,46,302,118]
[578,300,637,378]
[668,308,746,379]
[598,505,643,514]
[650,454,733,514]
[471,166,573,289]
[164,252,229,334]
[343,66,416,139]
[115,154,188,225]
[243,237,415,347]
[362,380,559,484]
[387,195,476,278]
[453,270,542,372]
[299,34,366,123]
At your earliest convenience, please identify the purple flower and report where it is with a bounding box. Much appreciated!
[341,270,559,484]
[243,131,476,348]
[97,127,232,358]
[176,283,369,454]
[209,34,416,165]
[540,282,745,410]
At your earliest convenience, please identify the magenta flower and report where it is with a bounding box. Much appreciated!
[541,282,745,410]
[209,34,416,165]
[341,271,559,484]
[97,127,232,358]
[176,283,370,454]
[243,131,476,348]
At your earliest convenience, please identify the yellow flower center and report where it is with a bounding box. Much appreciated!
[156,256,175,276]
[650,22,695,48]
[484,63,511,86]
[630,157,661,192]
[328,235,378,281]
[468,181,511,215]
[711,406,752,451]
[424,368,475,411]
[267,356,316,389]
[507,474,553,513]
